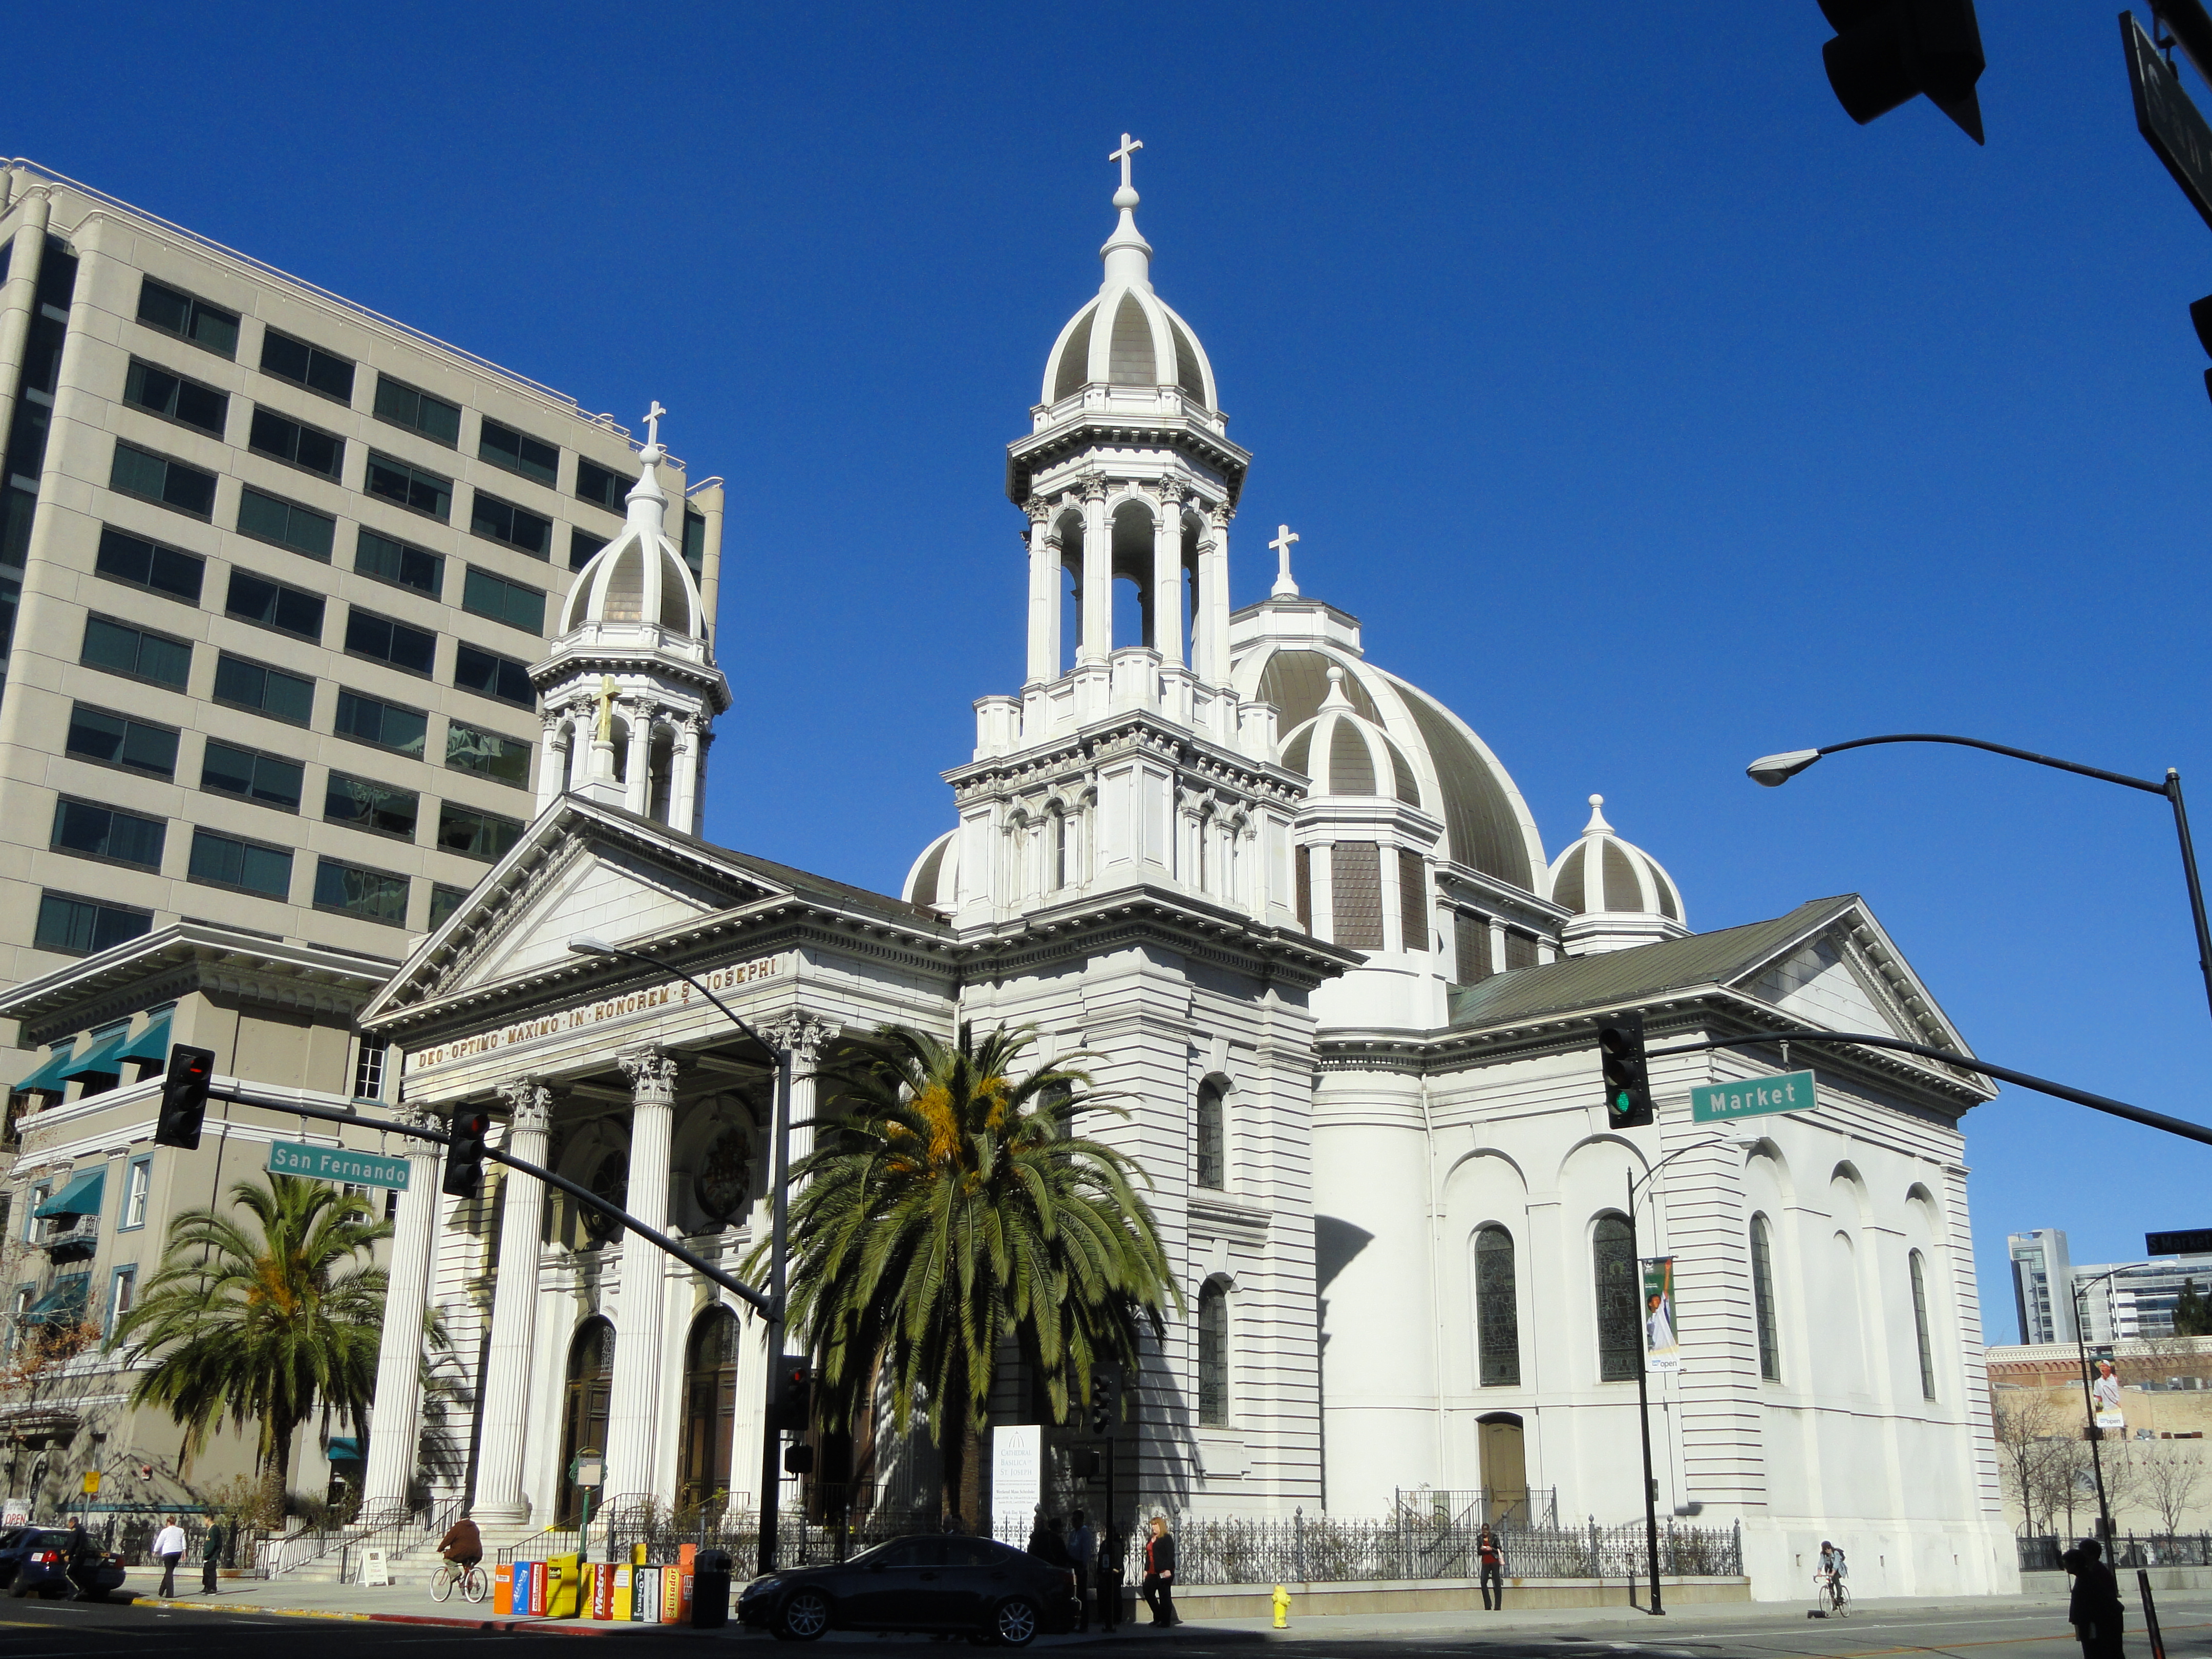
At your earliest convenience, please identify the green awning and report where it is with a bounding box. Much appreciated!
[114,1010,173,1065]
[33,1168,102,1219]
[325,1437,363,1462]
[22,1276,90,1325]
[11,1048,72,1095]
[58,1028,131,1081]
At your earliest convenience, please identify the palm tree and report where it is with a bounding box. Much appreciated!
[757,1023,1181,1527]
[110,1174,394,1513]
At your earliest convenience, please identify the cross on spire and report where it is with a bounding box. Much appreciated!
[1110,133,1143,193]
[643,400,667,448]
[1269,523,1301,598]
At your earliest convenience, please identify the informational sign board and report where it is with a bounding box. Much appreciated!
[79,1471,100,1495]
[1643,1257,1681,1373]
[2147,1228,2212,1256]
[1690,1070,1815,1125]
[0,1499,27,1527]
[2124,11,2212,234]
[359,1548,390,1586]
[266,1140,411,1190]
[992,1423,1043,1537]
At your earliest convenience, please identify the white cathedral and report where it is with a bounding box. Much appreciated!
[352,147,2017,1602]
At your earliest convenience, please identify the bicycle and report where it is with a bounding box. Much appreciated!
[1809,1568,1849,1618]
[430,1558,489,1604]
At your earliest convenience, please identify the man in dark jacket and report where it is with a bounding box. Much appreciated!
[62,1520,99,1601]
[1096,1524,1125,1632]
[2069,1539,2125,1659]
[201,1522,225,1594]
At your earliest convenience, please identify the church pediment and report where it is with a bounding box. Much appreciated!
[1722,899,1969,1058]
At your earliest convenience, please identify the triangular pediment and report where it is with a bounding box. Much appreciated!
[1722,898,1971,1059]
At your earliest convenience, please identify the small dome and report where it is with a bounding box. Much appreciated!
[1546,796,1687,956]
[1279,667,1422,805]
[1039,162,1219,411]
[559,442,708,639]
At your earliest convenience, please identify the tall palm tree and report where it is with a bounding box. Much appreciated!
[758,1023,1181,1527]
[110,1174,394,1507]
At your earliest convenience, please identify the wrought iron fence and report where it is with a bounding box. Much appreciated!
[2022,1533,2212,1570]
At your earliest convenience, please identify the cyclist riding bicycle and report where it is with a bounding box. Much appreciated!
[438,1515,483,1571]
[1813,1540,1849,1615]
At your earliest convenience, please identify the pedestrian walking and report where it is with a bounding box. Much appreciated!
[1097,1523,1126,1632]
[1068,1509,1096,1632]
[2068,1538,2125,1659]
[201,1520,225,1594]
[1140,1514,1178,1628]
[1477,1523,1504,1610]
[61,1520,97,1601]
[150,1515,186,1598]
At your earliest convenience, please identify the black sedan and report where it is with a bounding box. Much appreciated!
[0,1528,127,1599]
[739,1534,1076,1645]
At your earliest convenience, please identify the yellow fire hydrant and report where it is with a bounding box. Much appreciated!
[1273,1584,1290,1628]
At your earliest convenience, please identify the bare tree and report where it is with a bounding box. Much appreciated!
[1993,1393,2061,1534]
[2131,1441,2207,1539]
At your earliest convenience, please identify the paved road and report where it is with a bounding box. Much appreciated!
[0,1587,2205,1658]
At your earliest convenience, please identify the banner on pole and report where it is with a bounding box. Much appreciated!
[1643,1257,1681,1373]
[2090,1344,2127,1431]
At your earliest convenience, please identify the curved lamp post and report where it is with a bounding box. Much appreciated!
[1747,734,2212,1024]
[2070,1262,2155,1546]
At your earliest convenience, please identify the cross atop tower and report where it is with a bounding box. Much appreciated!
[643,400,667,448]
[1111,133,1143,193]
[1269,523,1301,598]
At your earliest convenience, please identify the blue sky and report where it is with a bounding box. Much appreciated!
[14,1,2212,1337]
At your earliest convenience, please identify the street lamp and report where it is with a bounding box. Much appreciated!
[568,933,797,1579]
[1746,733,2212,1024]
[2070,1262,2154,1546]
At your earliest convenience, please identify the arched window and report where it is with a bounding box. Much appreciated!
[557,1318,614,1523]
[1052,810,1068,891]
[1592,1214,1639,1381]
[1751,1214,1782,1382]
[1909,1249,1938,1400]
[1197,1281,1229,1427]
[1475,1225,1520,1387]
[1195,1081,1225,1190]
[677,1308,741,1511]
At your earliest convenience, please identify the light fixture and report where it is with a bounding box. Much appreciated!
[568,935,618,956]
[1746,749,1823,788]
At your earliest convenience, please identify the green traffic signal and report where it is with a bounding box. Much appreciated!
[1598,1012,1654,1128]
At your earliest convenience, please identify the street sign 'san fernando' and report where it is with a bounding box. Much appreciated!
[265,1139,411,1189]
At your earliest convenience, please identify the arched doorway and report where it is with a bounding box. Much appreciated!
[1477,1412,1526,1526]
[557,1318,614,1524]
[676,1307,740,1513]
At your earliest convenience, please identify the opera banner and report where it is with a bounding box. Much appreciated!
[2089,1346,2126,1432]
[1643,1257,1681,1373]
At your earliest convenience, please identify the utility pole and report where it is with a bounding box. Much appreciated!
[756,1044,795,1578]
[1625,1169,1665,1615]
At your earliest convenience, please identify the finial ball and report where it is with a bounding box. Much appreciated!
[1589,793,1604,809]
[1113,184,1139,211]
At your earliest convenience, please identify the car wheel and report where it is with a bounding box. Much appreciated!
[7,1579,33,1600]
[993,1597,1040,1648]
[779,1588,832,1642]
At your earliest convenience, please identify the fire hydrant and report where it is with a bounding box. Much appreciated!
[1273,1585,1290,1628]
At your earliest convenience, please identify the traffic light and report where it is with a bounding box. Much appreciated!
[1089,1369,1121,1435]
[442,1108,490,1198]
[775,1357,813,1430]
[783,1443,816,1476]
[1817,0,1987,144]
[154,1045,216,1150]
[1597,1012,1654,1129]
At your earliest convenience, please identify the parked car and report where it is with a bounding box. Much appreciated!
[738,1533,1077,1645]
[0,1527,127,1599]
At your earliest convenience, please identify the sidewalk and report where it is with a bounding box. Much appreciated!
[115,1565,721,1634]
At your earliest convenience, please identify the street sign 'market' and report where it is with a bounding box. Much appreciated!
[1690,1069,1816,1124]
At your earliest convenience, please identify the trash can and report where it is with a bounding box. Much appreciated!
[692,1549,733,1629]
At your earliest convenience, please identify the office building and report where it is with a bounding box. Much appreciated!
[2010,1228,2075,1346]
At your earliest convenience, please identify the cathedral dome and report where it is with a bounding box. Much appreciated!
[558,441,708,639]
[1280,668,1422,804]
[1546,796,1688,955]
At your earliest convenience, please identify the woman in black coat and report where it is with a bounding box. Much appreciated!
[2068,1539,2125,1659]
[1141,1516,1179,1628]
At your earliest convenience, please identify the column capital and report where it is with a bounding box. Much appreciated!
[398,1106,442,1139]
[1207,499,1234,528]
[1156,477,1187,507]
[1081,472,1110,503]
[619,1044,679,1103]
[1025,496,1054,524]
[763,1009,841,1067]
[498,1078,554,1133]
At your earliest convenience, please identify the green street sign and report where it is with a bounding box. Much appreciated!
[265,1139,411,1189]
[1690,1069,1815,1125]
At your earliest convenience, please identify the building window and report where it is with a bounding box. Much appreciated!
[683,507,706,577]
[478,418,559,486]
[569,526,609,570]
[446,721,530,788]
[247,408,344,480]
[23,1185,49,1243]
[1295,844,1312,931]
[212,652,316,726]
[324,771,419,840]
[462,567,546,634]
[428,882,469,930]
[1454,912,1493,986]
[201,741,304,812]
[122,357,227,437]
[1331,841,1383,949]
[95,526,203,603]
[1910,1249,1938,1401]
[259,329,355,403]
[66,705,178,781]
[312,857,410,927]
[107,1266,137,1336]
[334,690,428,758]
[371,375,460,446]
[352,1038,387,1101]
[135,277,238,358]
[110,439,217,519]
[437,802,523,862]
[366,452,453,521]
[34,891,152,955]
[343,607,437,677]
[1474,1224,1521,1386]
[1751,1214,1782,1382]
[1197,1281,1229,1427]
[1503,931,1539,971]
[225,568,326,640]
[1593,1213,1639,1382]
[354,528,442,597]
[120,1157,151,1230]
[575,458,632,512]
[1398,848,1428,951]
[51,797,165,870]
[453,642,535,709]
[187,828,291,899]
[1195,1080,1224,1190]
[469,492,553,560]
[236,486,336,560]
[81,614,191,689]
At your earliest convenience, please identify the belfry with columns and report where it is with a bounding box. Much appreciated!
[350,141,2017,1602]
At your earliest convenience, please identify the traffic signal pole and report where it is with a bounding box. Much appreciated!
[756,1044,795,1578]
[1624,1168,1664,1616]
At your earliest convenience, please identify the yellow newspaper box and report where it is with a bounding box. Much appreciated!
[544,1554,581,1619]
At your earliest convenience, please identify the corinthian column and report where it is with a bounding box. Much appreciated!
[360,1109,444,1520]
[605,1046,677,1504]
[471,1080,554,1525]
[1080,477,1111,665]
[623,706,654,816]
[762,1012,841,1168]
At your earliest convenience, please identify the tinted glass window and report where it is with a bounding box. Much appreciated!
[34,892,153,954]
[569,526,609,569]
[437,802,523,861]
[454,642,535,708]
[226,569,325,640]
[479,418,559,485]
[135,278,238,358]
[51,799,165,868]
[344,607,436,676]
[312,858,409,926]
[80,615,190,689]
[236,487,336,560]
[470,492,551,559]
[212,652,316,726]
[355,528,442,597]
[335,690,429,758]
[123,358,228,436]
[575,458,632,510]
[445,721,529,786]
[188,828,291,898]
[428,882,469,929]
[372,376,461,446]
[462,567,546,633]
[94,526,203,602]
[201,741,304,811]
[110,440,217,518]
[260,329,355,402]
[66,706,178,780]
[365,453,452,521]
[248,408,344,479]
[324,772,419,839]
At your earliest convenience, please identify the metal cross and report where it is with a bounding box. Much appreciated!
[1110,133,1144,192]
[644,400,667,447]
